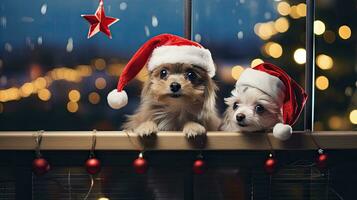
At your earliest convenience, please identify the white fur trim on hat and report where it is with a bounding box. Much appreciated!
[107,89,128,109]
[236,68,286,105]
[147,45,216,77]
[273,123,292,140]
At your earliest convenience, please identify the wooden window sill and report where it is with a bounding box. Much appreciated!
[0,131,356,150]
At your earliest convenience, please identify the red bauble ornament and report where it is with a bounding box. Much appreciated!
[32,157,50,176]
[316,153,328,169]
[193,159,205,174]
[264,157,277,174]
[133,157,148,174]
[85,157,101,175]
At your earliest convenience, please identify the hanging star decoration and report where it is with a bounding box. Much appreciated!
[81,0,119,39]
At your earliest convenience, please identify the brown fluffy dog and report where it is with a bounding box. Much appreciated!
[122,63,220,137]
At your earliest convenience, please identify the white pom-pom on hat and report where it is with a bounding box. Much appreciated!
[107,89,128,109]
[273,123,292,141]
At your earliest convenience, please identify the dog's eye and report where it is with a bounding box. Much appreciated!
[233,102,238,110]
[186,71,197,81]
[255,104,265,114]
[160,69,168,79]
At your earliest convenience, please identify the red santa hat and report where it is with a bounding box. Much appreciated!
[235,63,308,140]
[107,33,215,109]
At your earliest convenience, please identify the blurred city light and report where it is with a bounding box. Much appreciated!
[38,89,51,101]
[231,65,244,80]
[88,92,101,104]
[68,90,81,102]
[350,110,357,124]
[274,17,289,33]
[251,58,264,67]
[95,77,107,90]
[67,101,79,113]
[277,1,291,16]
[293,48,306,64]
[316,76,329,90]
[316,54,333,70]
[338,25,352,40]
[314,20,326,35]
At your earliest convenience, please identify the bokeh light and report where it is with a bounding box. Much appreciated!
[328,115,343,130]
[350,110,357,124]
[231,65,244,80]
[293,48,306,64]
[267,42,283,58]
[316,54,333,70]
[67,101,79,113]
[88,92,101,104]
[38,89,51,101]
[94,58,106,70]
[277,2,291,16]
[274,17,289,33]
[296,3,306,17]
[316,76,329,90]
[68,90,81,102]
[34,77,47,89]
[338,25,352,40]
[251,58,264,67]
[95,77,107,90]
[323,30,336,43]
[314,20,326,35]
[20,83,34,97]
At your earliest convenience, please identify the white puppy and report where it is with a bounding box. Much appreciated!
[221,85,282,132]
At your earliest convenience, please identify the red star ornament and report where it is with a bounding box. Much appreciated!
[81,0,119,39]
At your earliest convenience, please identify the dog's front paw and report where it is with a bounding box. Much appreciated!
[134,121,158,137]
[183,122,206,138]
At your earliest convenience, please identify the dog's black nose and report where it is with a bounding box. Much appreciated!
[170,82,181,93]
[236,114,245,122]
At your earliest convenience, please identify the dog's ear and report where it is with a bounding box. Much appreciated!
[224,96,236,105]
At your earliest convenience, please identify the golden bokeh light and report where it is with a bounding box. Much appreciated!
[350,110,357,124]
[338,25,351,40]
[274,17,289,33]
[316,54,333,70]
[88,92,100,104]
[33,77,47,89]
[328,116,343,130]
[267,42,283,58]
[97,197,110,200]
[68,90,81,102]
[296,3,306,17]
[251,58,264,67]
[67,101,79,113]
[289,6,300,19]
[323,30,336,44]
[314,20,326,35]
[94,58,106,70]
[293,48,306,64]
[20,82,34,97]
[277,2,291,16]
[254,22,276,40]
[95,77,107,90]
[231,65,244,80]
[38,88,51,101]
[316,76,329,90]
[77,65,93,77]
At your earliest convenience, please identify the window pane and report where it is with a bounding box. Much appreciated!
[192,0,306,130]
[0,0,184,130]
[314,0,357,131]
